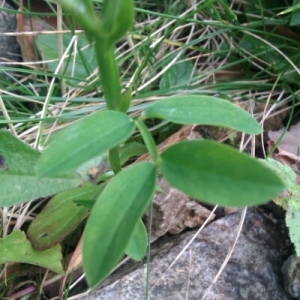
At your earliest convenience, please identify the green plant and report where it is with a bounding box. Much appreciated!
[0,0,287,290]
[262,158,300,257]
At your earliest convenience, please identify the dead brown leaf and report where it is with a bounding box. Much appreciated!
[17,0,57,62]
[145,175,215,240]
[17,0,81,63]
[267,25,300,43]
[268,123,300,161]
[268,123,300,184]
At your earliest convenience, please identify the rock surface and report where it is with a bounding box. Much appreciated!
[282,254,300,299]
[0,0,21,83]
[81,208,291,300]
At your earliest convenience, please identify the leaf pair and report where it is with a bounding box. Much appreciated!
[83,139,284,287]
[37,95,262,178]
[0,94,285,289]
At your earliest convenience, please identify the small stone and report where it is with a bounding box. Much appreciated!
[0,0,21,84]
[282,254,300,299]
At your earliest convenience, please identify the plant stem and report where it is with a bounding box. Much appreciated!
[135,119,159,163]
[94,39,123,173]
[95,41,122,111]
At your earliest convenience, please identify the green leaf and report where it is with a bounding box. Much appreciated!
[51,0,100,37]
[71,183,106,210]
[142,95,261,135]
[260,158,300,256]
[37,32,98,87]
[290,0,300,26]
[286,203,300,256]
[160,140,284,207]
[0,231,64,274]
[37,110,135,177]
[119,142,147,164]
[0,131,81,207]
[261,158,296,189]
[27,184,103,250]
[125,218,148,261]
[120,86,132,113]
[72,199,96,209]
[279,2,300,17]
[83,162,156,287]
[238,35,300,84]
[160,57,195,89]
[260,158,295,209]
[243,0,283,23]
[239,35,281,69]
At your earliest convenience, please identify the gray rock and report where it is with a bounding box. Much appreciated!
[282,254,300,299]
[82,208,290,300]
[0,1,21,83]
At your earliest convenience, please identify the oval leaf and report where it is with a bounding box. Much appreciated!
[55,0,100,36]
[0,131,81,207]
[142,95,261,135]
[37,110,135,177]
[160,140,284,207]
[160,57,195,90]
[0,231,64,275]
[83,162,156,287]
[37,32,98,87]
[125,218,148,261]
[27,184,103,250]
